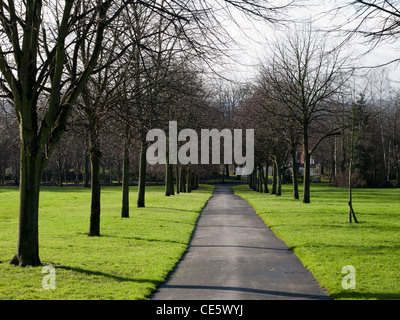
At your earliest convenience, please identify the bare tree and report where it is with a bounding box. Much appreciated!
[0,0,124,266]
[259,24,350,203]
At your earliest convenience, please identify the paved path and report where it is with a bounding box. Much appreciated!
[151,184,329,300]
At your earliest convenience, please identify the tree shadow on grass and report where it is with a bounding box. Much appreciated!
[96,233,189,246]
[57,265,161,286]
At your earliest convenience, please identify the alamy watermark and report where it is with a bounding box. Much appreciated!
[42,265,56,290]
[341,265,356,289]
[146,121,254,175]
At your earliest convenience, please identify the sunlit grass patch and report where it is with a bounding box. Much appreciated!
[0,185,214,300]
[234,182,400,300]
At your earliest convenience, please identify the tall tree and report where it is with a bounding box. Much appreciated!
[0,0,121,266]
[259,24,350,203]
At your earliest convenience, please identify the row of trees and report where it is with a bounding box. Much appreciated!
[2,0,400,266]
[0,0,297,267]
[232,24,400,222]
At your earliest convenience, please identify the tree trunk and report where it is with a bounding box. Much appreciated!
[291,149,299,199]
[88,127,102,236]
[248,172,252,188]
[276,159,282,196]
[176,164,180,194]
[186,166,191,193]
[258,162,264,193]
[10,149,44,267]
[165,148,174,196]
[303,151,311,203]
[121,137,130,218]
[57,157,63,187]
[180,166,186,193]
[348,139,358,223]
[263,162,269,193]
[271,161,277,195]
[348,156,353,223]
[256,167,260,192]
[137,140,146,207]
[303,125,311,203]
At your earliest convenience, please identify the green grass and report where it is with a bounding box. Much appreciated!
[234,183,400,300]
[0,185,214,300]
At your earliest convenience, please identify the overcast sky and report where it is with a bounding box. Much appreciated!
[216,1,400,84]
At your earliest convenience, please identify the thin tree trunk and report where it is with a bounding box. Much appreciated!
[57,155,63,187]
[276,159,282,196]
[137,140,146,207]
[258,162,264,193]
[88,126,102,236]
[121,136,130,218]
[263,162,269,193]
[165,147,174,196]
[303,124,311,203]
[348,133,358,223]
[186,166,191,193]
[271,161,277,195]
[291,149,299,199]
[176,164,180,194]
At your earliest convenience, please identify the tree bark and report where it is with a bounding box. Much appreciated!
[57,156,63,187]
[271,162,277,195]
[121,136,130,218]
[348,127,358,223]
[258,162,264,193]
[137,140,146,207]
[303,124,311,203]
[165,148,174,196]
[291,149,299,199]
[10,148,44,266]
[348,158,358,223]
[176,164,180,194]
[263,162,269,193]
[88,126,102,236]
[180,166,186,193]
[186,166,191,193]
[276,159,282,196]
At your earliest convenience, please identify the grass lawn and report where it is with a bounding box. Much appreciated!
[0,184,214,300]
[234,182,400,300]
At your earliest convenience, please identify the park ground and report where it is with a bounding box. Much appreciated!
[0,182,399,299]
[234,183,400,300]
[0,185,214,299]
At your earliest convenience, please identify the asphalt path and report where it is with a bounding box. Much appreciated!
[151,184,329,300]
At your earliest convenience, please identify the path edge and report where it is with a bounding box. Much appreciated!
[149,184,216,300]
